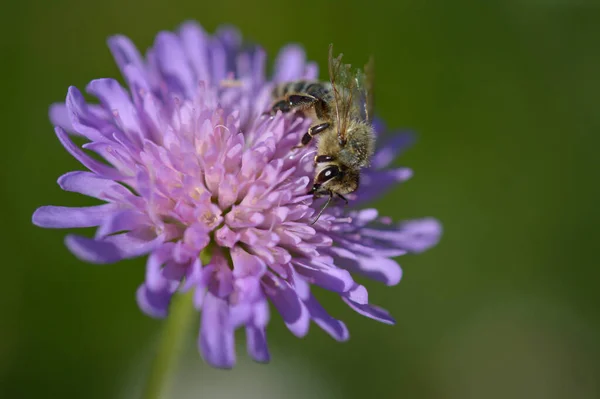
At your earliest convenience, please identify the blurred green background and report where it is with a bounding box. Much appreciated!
[2,0,599,398]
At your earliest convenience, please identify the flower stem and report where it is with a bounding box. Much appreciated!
[141,250,211,399]
[141,290,196,399]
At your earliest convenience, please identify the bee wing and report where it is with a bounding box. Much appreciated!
[351,54,374,123]
[328,44,358,145]
[328,44,345,143]
[362,55,375,123]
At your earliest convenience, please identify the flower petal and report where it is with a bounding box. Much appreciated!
[293,260,355,293]
[231,246,266,278]
[122,64,164,143]
[107,35,146,81]
[57,171,132,202]
[55,127,122,180]
[333,254,402,286]
[49,103,75,133]
[245,326,270,363]
[180,257,204,292]
[199,293,236,369]
[136,283,175,319]
[371,132,414,169]
[214,225,239,248]
[65,87,111,142]
[64,232,164,264]
[205,253,234,299]
[183,223,211,252]
[178,21,211,84]
[345,284,368,304]
[264,275,310,337]
[355,168,413,204]
[144,244,177,291]
[86,79,144,144]
[304,294,349,342]
[343,297,396,325]
[154,31,196,99]
[32,204,116,229]
[304,61,318,80]
[252,298,270,328]
[215,25,242,52]
[231,276,262,305]
[362,217,443,253]
[273,45,306,82]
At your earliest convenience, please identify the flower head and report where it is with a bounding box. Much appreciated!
[33,22,441,368]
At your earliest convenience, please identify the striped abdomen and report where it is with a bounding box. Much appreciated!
[272,80,333,103]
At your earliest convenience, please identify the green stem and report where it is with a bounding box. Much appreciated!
[141,251,210,399]
[141,291,195,399]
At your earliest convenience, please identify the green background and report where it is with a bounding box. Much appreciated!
[2,0,599,398]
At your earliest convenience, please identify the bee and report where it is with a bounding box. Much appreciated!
[270,44,376,223]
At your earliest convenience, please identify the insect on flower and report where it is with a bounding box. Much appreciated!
[271,45,376,223]
[32,21,442,368]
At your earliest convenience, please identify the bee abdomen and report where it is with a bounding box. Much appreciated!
[273,80,307,99]
[272,80,331,100]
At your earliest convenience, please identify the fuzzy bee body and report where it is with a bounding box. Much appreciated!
[270,46,376,219]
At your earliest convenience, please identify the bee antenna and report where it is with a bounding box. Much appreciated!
[310,192,333,225]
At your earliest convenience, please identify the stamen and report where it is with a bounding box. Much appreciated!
[214,124,230,134]
[220,79,244,88]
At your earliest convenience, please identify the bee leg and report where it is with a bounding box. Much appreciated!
[288,94,317,109]
[336,193,349,205]
[269,100,291,115]
[267,95,316,116]
[293,122,330,149]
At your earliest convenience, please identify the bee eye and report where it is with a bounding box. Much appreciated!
[316,166,340,184]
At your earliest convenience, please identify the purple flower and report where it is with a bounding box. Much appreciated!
[32,22,441,368]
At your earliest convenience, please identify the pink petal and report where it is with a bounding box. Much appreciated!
[245,326,270,363]
[343,297,396,325]
[154,31,196,99]
[305,294,349,342]
[32,204,116,228]
[107,35,146,81]
[199,293,236,369]
[57,171,131,201]
[264,275,310,337]
[86,79,144,144]
[136,283,176,319]
[49,103,75,133]
[55,127,122,180]
[273,45,306,82]
[64,232,164,264]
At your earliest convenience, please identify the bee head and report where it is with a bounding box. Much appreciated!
[310,164,359,196]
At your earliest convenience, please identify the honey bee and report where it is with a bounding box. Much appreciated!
[271,44,376,223]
